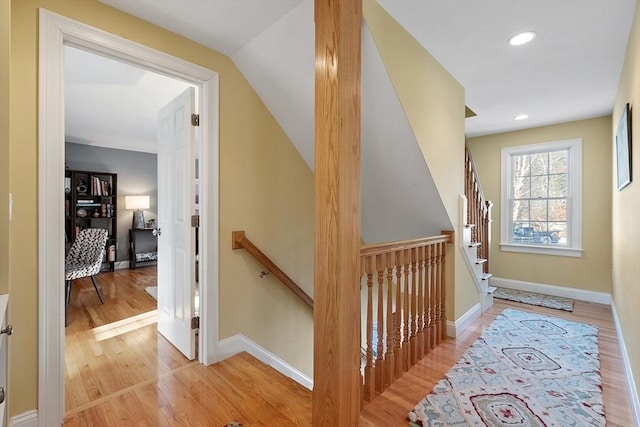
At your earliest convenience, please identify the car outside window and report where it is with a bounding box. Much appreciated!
[500,138,583,257]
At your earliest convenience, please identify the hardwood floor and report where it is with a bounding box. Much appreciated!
[64,268,313,426]
[359,299,635,426]
[66,270,634,426]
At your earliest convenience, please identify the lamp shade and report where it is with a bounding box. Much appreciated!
[125,195,150,210]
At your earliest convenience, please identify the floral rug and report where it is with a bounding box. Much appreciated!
[408,308,604,426]
[493,287,575,312]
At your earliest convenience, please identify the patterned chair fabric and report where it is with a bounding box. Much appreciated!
[65,228,109,280]
[65,228,108,325]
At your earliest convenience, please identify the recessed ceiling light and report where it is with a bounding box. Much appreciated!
[508,31,536,46]
[514,114,529,121]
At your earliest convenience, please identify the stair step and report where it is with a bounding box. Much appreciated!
[487,286,497,293]
[481,273,493,281]
[468,242,481,248]
[475,258,488,264]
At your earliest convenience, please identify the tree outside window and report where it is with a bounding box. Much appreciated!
[501,139,582,257]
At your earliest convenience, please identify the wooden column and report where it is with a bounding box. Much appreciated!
[313,0,362,425]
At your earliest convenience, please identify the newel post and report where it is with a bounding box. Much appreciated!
[313,0,362,425]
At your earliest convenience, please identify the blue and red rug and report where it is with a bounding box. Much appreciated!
[408,308,604,426]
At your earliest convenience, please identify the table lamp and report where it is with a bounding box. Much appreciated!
[125,195,150,229]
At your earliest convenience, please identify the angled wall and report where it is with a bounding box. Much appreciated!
[612,0,640,413]
[233,1,452,244]
[363,0,477,320]
[9,0,313,418]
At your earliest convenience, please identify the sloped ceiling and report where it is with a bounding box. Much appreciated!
[71,0,637,242]
[232,1,451,241]
[65,45,192,154]
[378,0,636,137]
[97,0,637,139]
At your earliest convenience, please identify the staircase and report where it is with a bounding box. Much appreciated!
[461,144,495,312]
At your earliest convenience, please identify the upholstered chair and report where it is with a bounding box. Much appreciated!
[65,228,109,324]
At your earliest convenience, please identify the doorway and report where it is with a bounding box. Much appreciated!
[39,10,220,425]
[63,45,197,412]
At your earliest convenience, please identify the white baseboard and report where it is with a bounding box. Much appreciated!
[13,337,312,427]
[114,261,129,270]
[611,299,640,426]
[490,277,611,305]
[217,334,313,390]
[446,303,481,338]
[10,410,38,427]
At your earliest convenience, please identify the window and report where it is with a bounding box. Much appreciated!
[500,138,582,257]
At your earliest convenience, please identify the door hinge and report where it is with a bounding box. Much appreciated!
[191,113,200,127]
[191,316,200,330]
[191,214,200,228]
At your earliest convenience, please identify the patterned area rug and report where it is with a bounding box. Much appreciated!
[493,287,575,312]
[408,308,604,426]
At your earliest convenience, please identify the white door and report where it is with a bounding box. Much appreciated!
[157,87,197,359]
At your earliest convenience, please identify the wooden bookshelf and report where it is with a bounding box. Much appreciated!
[65,169,118,271]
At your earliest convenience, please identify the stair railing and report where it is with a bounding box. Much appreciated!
[359,232,453,403]
[232,231,313,309]
[465,144,493,273]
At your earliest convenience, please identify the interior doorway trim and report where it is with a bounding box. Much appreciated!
[38,9,220,425]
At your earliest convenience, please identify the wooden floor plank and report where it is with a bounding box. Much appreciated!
[359,298,635,426]
[64,268,313,426]
[65,269,634,426]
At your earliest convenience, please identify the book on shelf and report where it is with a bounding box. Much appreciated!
[91,176,111,196]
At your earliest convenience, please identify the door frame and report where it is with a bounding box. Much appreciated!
[38,9,220,425]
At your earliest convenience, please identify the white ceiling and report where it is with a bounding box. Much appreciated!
[65,45,192,153]
[95,0,636,139]
[379,0,637,137]
[66,0,637,241]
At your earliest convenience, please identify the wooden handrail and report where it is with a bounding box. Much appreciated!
[360,233,453,257]
[232,231,314,309]
[359,231,453,403]
[465,143,492,273]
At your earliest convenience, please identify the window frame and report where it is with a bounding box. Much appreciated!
[500,138,583,257]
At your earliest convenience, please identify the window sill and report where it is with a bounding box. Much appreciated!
[499,243,583,257]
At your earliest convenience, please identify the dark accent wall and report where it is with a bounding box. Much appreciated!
[66,142,157,263]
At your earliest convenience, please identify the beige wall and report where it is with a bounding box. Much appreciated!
[612,0,640,405]
[9,0,314,418]
[468,116,613,292]
[1,0,9,297]
[363,0,478,320]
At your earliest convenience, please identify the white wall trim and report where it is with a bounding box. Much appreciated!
[490,277,610,305]
[113,261,130,270]
[38,9,220,426]
[218,334,313,391]
[10,410,38,427]
[611,299,640,426]
[446,303,481,338]
[500,138,583,254]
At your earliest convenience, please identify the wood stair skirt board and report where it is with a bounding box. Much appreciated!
[489,277,611,305]
[217,334,313,390]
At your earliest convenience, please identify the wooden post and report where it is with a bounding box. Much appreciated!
[313,0,362,425]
